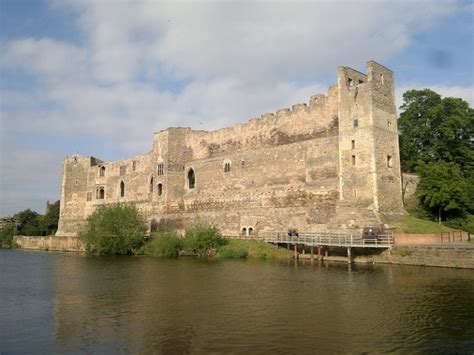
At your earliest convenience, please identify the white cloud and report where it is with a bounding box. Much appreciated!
[0,0,466,214]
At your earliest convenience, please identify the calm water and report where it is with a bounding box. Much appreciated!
[0,249,473,353]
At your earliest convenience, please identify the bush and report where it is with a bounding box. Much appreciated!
[217,243,248,259]
[79,203,147,255]
[141,230,183,258]
[0,225,17,248]
[183,223,226,257]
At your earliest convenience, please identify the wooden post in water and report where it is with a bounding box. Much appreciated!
[317,245,321,260]
[325,248,329,258]
[347,247,353,264]
[294,243,298,259]
[310,245,314,261]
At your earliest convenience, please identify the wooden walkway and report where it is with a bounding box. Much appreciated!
[264,232,394,248]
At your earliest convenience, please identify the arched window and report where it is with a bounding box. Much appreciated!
[242,227,247,236]
[99,166,105,177]
[188,169,195,189]
[157,183,163,196]
[120,181,125,197]
[248,227,254,236]
[99,187,105,199]
[149,177,154,193]
[224,162,231,173]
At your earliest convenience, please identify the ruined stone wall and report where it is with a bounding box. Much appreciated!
[56,61,405,238]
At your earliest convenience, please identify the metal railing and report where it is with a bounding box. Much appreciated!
[263,232,394,248]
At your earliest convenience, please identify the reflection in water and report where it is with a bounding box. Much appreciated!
[0,250,473,353]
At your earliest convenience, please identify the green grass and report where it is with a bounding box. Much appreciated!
[217,240,290,260]
[392,215,456,234]
[140,231,183,257]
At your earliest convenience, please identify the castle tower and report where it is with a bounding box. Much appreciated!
[337,61,404,216]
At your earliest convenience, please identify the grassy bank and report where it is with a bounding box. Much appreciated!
[217,239,290,260]
[392,215,456,234]
[140,228,291,260]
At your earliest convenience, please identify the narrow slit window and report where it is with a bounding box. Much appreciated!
[149,177,154,193]
[351,140,355,149]
[120,181,125,197]
[387,121,392,131]
[353,119,358,128]
[387,155,393,168]
[132,161,137,171]
[380,73,384,86]
[224,162,231,173]
[99,166,105,177]
[351,155,356,165]
[188,169,195,189]
[157,183,163,196]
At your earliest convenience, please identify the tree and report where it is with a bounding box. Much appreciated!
[415,162,469,223]
[13,209,45,236]
[398,89,474,176]
[41,200,60,235]
[79,203,147,255]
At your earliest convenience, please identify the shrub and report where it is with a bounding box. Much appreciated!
[217,243,248,259]
[183,223,226,257]
[0,225,17,248]
[141,230,183,258]
[79,203,147,255]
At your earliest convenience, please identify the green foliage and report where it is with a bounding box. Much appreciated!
[392,215,455,234]
[79,203,147,255]
[398,89,474,175]
[416,161,469,222]
[218,239,291,260]
[42,200,60,235]
[141,230,183,258]
[0,225,18,248]
[183,223,226,257]
[14,209,45,236]
[217,242,249,259]
[444,214,474,234]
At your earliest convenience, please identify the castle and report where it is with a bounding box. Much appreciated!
[56,61,404,238]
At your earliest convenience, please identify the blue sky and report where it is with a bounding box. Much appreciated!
[0,0,473,216]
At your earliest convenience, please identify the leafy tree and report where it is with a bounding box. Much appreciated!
[41,200,60,235]
[398,89,474,176]
[79,203,147,255]
[0,225,18,248]
[415,162,469,223]
[13,209,45,236]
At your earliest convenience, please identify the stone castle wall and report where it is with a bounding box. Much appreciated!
[56,61,404,238]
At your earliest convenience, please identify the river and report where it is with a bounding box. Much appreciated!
[0,249,473,353]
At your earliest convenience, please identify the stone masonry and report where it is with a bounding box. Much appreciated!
[56,61,404,238]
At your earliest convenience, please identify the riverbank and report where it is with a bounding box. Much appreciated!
[297,244,474,269]
[14,235,474,269]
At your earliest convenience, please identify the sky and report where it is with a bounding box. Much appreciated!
[0,0,473,216]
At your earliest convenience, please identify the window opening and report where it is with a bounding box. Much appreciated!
[150,177,154,193]
[120,181,125,197]
[188,169,195,189]
[224,162,231,173]
[248,227,254,235]
[387,155,393,168]
[157,163,164,176]
[351,140,355,149]
[351,155,356,165]
[99,187,105,200]
[99,166,105,177]
[157,183,163,196]
[132,161,137,171]
[353,119,359,128]
[380,73,384,86]
[242,227,247,236]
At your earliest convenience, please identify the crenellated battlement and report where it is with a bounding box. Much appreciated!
[56,61,404,238]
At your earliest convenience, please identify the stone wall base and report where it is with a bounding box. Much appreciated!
[14,236,83,252]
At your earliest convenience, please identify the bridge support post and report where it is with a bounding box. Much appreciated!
[294,243,298,259]
[347,247,353,264]
[287,243,290,251]
[310,245,314,261]
[325,248,329,258]
[317,245,321,260]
